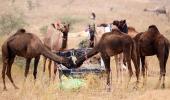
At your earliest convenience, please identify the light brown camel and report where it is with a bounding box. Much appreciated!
[43,22,70,79]
[1,29,74,90]
[134,25,169,88]
[75,28,140,91]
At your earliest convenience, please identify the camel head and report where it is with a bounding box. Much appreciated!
[61,57,76,69]
[113,19,128,33]
[113,20,119,27]
[88,24,96,36]
[113,20,126,28]
[56,23,70,34]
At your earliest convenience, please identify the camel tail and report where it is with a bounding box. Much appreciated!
[40,46,65,64]
[131,40,140,67]
[164,40,169,66]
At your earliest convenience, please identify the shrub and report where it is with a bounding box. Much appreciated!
[15,57,34,68]
[59,16,83,31]
[0,12,27,35]
[78,38,89,48]
[39,25,48,34]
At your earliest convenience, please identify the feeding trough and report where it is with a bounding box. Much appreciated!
[55,48,106,90]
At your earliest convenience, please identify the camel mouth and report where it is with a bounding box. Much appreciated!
[62,58,77,69]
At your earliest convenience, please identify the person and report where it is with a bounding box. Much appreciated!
[90,12,96,20]
[87,24,96,48]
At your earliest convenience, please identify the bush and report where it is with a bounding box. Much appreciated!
[59,16,83,31]
[15,57,34,68]
[60,16,82,25]
[39,25,48,34]
[0,12,27,35]
[78,38,89,48]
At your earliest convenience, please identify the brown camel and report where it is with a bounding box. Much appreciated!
[75,28,140,90]
[91,22,134,83]
[43,22,70,79]
[1,29,74,90]
[112,20,150,82]
[134,25,169,88]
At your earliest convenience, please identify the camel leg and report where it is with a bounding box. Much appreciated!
[162,49,168,89]
[141,56,146,87]
[48,59,52,79]
[33,56,40,80]
[119,53,124,83]
[154,55,163,89]
[25,58,31,78]
[114,55,120,83]
[131,54,140,89]
[43,57,47,72]
[2,59,8,90]
[53,62,58,81]
[6,56,19,89]
[101,54,111,91]
[156,48,168,89]
[123,50,133,88]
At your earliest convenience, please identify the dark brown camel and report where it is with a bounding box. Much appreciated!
[1,29,74,90]
[75,29,140,90]
[113,20,150,81]
[43,22,70,79]
[91,22,138,83]
[134,25,169,88]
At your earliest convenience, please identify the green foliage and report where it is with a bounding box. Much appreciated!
[39,25,48,34]
[15,57,34,68]
[59,16,83,31]
[27,0,34,10]
[60,16,81,25]
[0,12,27,35]
[78,39,89,48]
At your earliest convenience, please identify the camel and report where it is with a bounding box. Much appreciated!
[112,20,149,82]
[90,23,128,83]
[1,29,74,90]
[144,6,170,21]
[134,25,169,88]
[43,22,70,79]
[75,28,140,90]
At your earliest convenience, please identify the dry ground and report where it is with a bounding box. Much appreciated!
[0,0,170,100]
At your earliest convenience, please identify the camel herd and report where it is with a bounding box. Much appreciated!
[1,19,169,91]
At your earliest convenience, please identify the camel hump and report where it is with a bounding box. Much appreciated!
[17,28,26,33]
[148,25,160,34]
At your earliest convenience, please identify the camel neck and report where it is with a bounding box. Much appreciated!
[62,32,68,38]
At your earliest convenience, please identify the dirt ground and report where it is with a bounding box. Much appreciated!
[0,0,170,100]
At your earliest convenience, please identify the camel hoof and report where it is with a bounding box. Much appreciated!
[15,86,19,89]
[161,84,165,89]
[3,87,7,91]
[154,84,160,89]
[133,85,138,90]
[106,85,111,92]
[106,87,111,92]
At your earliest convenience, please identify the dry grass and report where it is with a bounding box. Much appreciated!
[0,0,170,100]
[0,56,170,100]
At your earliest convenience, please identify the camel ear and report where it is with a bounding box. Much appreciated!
[51,23,56,29]
[123,20,126,23]
[68,23,70,28]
